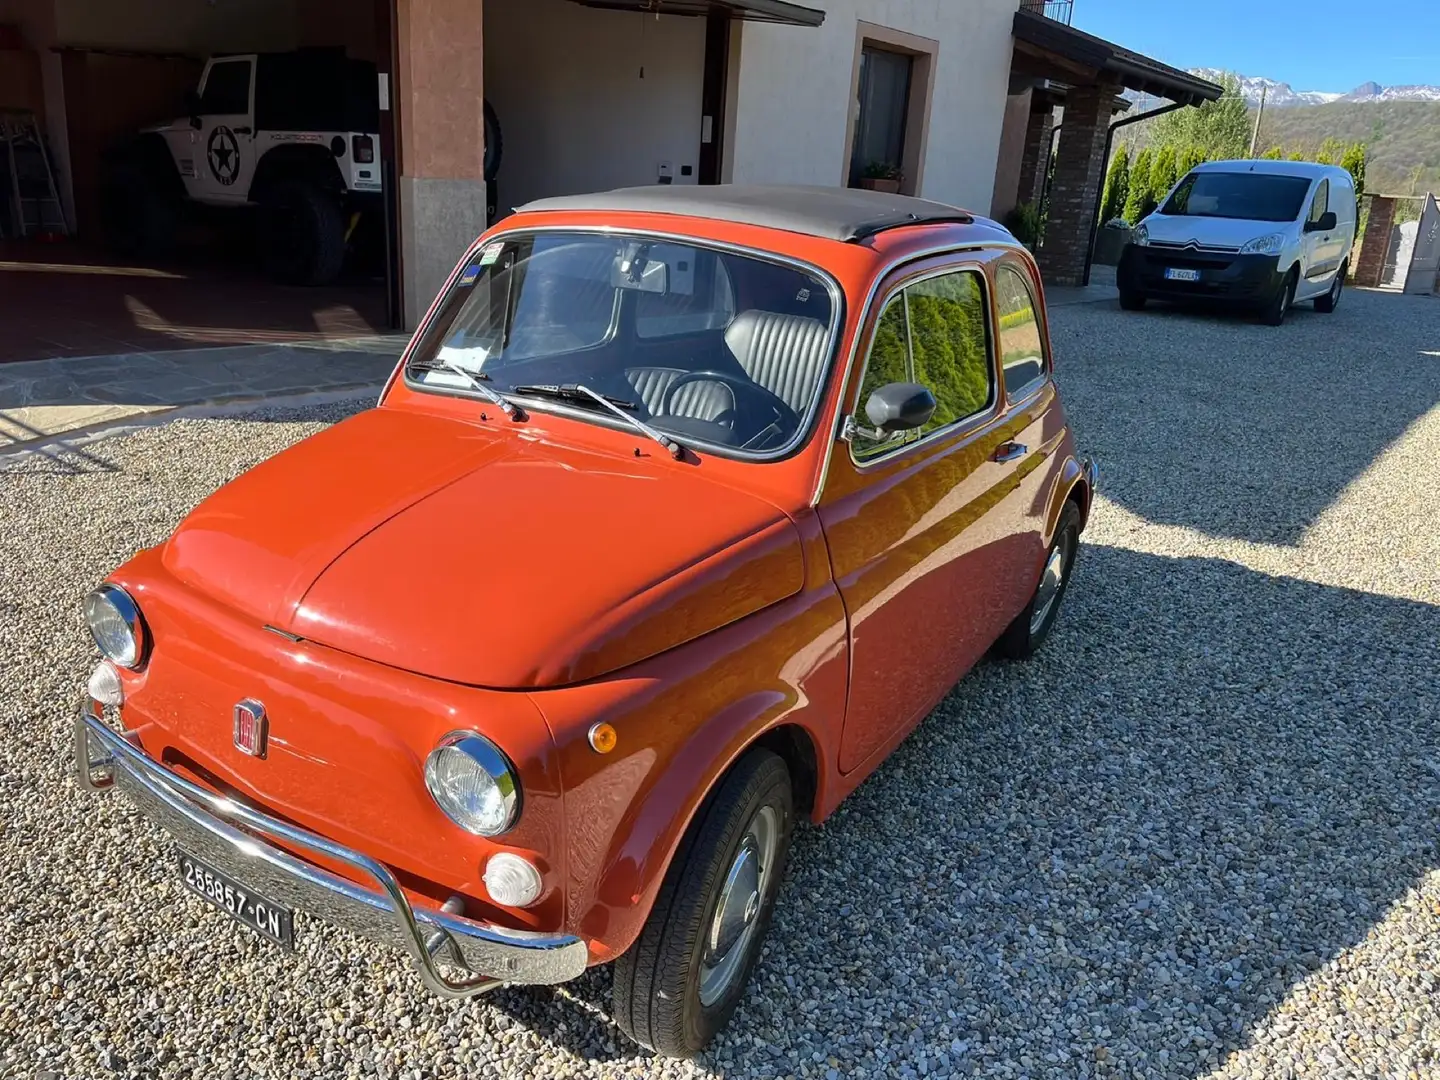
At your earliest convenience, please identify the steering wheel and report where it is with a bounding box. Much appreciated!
[661,371,800,448]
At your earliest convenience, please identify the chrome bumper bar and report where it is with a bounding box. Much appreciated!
[74,704,588,998]
[1081,454,1099,496]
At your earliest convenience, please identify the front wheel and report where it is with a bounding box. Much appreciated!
[612,749,794,1057]
[1261,268,1297,326]
[995,499,1081,660]
[1118,288,1146,311]
[1314,263,1345,313]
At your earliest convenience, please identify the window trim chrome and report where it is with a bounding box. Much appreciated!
[398,224,847,465]
[843,259,1000,473]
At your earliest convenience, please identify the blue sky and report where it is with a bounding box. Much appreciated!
[1074,1,1440,92]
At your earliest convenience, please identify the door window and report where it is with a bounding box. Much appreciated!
[848,47,913,188]
[850,267,994,461]
[995,265,1048,400]
[199,60,252,115]
[1307,179,1330,224]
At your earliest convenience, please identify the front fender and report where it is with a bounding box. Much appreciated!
[531,580,847,964]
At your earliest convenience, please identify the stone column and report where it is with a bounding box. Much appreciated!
[394,0,489,326]
[1015,105,1052,208]
[1037,81,1117,287]
[1353,196,1395,288]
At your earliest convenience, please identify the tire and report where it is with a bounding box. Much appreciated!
[995,499,1081,660]
[1314,263,1345,313]
[613,749,794,1057]
[1261,268,1297,326]
[99,162,178,258]
[483,99,503,182]
[258,180,346,286]
[1118,288,1146,311]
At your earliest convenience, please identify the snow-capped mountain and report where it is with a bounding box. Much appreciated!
[1190,68,1440,106]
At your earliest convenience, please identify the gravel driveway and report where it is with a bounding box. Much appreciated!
[1,287,1437,1079]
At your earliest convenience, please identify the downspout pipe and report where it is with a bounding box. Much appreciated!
[1081,99,1189,287]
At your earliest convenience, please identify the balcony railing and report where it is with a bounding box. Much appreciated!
[1020,0,1074,24]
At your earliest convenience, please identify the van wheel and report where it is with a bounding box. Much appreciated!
[613,749,793,1057]
[995,500,1080,660]
[1315,263,1345,313]
[1261,268,1297,326]
[259,181,346,286]
[1118,288,1146,311]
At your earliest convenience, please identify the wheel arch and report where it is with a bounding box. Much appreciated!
[103,132,184,201]
[1042,453,1095,545]
[248,143,346,203]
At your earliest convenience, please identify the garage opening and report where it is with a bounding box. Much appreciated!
[0,0,401,366]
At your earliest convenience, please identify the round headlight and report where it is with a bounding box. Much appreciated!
[83,584,147,669]
[423,732,520,836]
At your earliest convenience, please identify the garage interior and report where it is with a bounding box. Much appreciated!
[0,0,398,365]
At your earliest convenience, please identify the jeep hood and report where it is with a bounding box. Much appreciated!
[160,408,804,688]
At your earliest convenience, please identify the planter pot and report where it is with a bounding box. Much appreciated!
[859,178,902,194]
[1092,225,1132,266]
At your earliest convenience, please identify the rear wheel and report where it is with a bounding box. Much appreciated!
[1118,288,1146,311]
[1261,268,1297,326]
[613,749,793,1057]
[996,500,1081,660]
[1314,263,1345,313]
[100,162,178,258]
[258,181,346,286]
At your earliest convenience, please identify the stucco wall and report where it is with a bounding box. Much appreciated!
[728,0,1018,214]
[483,0,705,214]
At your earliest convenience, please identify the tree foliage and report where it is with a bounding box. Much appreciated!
[1340,142,1368,202]
[1178,145,1206,177]
[1150,72,1251,160]
[1149,146,1179,206]
[1255,100,1437,192]
[1121,147,1153,224]
[1100,145,1131,223]
[1260,146,1284,160]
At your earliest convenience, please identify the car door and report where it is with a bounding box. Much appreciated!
[1300,178,1332,292]
[190,56,258,204]
[816,252,1028,775]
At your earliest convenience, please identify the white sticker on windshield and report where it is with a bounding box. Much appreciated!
[478,242,504,266]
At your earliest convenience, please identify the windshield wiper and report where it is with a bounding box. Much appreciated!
[512,383,684,459]
[411,357,519,417]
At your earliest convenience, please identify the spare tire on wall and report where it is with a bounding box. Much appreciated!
[484,99,503,182]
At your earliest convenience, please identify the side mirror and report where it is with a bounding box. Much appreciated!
[1307,210,1337,233]
[864,382,936,433]
[185,90,203,128]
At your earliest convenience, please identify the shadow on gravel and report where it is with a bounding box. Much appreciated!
[489,543,1439,1077]
[1054,289,1440,546]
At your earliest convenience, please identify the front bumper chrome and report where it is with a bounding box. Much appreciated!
[75,703,588,998]
[1081,454,1099,497]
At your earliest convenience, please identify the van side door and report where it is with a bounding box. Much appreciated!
[1301,178,1337,288]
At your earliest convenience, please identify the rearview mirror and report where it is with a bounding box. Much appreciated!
[611,249,669,294]
[864,382,936,433]
[1307,210,1337,233]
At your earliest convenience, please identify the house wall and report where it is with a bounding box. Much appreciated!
[727,0,1019,213]
[52,0,298,53]
[990,88,1031,219]
[483,0,705,215]
[0,0,73,228]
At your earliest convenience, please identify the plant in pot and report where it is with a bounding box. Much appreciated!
[859,161,904,194]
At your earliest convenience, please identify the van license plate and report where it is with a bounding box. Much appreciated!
[1165,268,1201,281]
[178,851,295,948]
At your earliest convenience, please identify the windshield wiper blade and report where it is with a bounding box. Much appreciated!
[513,384,684,459]
[412,357,518,416]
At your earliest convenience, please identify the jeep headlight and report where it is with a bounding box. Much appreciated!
[84,584,147,669]
[1132,224,1149,246]
[424,732,520,836]
[1240,233,1285,255]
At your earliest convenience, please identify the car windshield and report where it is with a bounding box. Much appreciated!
[405,231,838,458]
[1160,172,1313,222]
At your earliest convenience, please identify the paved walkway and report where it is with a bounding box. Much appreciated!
[0,336,404,454]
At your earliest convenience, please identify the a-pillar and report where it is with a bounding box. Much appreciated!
[1015,105,1053,208]
[395,0,489,326]
[1038,80,1118,287]
[1353,196,1396,288]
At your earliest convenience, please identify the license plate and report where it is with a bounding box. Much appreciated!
[1165,267,1201,282]
[178,851,294,948]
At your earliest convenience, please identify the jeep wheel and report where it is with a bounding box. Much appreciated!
[259,181,346,286]
[995,499,1081,660]
[613,748,793,1057]
[483,99,504,182]
[100,163,178,258]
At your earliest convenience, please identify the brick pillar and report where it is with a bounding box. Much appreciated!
[1353,196,1396,288]
[395,0,489,325]
[1037,81,1117,287]
[1015,107,1053,207]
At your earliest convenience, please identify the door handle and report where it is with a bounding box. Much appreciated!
[992,441,1028,463]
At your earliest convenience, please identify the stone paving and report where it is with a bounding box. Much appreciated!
[0,336,405,453]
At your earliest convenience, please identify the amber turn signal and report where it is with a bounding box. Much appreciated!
[588,722,618,754]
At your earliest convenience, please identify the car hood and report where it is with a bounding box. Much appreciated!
[160,408,805,688]
[1142,214,1296,249]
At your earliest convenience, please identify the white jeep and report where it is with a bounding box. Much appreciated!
[100,48,384,286]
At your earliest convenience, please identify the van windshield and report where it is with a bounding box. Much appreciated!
[404,231,838,458]
[1160,172,1313,223]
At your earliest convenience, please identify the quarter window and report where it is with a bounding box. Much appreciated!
[995,265,1047,400]
[850,266,994,460]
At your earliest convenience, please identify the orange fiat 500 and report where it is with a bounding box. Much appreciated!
[75,185,1096,1056]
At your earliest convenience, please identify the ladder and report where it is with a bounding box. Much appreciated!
[0,109,67,239]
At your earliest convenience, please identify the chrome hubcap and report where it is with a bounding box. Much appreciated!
[1030,543,1067,636]
[699,804,778,1006]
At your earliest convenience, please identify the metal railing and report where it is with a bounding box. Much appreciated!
[1019,0,1074,24]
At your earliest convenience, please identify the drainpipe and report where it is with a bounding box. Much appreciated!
[1081,99,1189,287]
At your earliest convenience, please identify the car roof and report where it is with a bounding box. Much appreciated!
[512,184,1007,245]
[1191,159,1348,181]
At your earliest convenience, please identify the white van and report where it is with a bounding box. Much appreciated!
[1117,160,1357,325]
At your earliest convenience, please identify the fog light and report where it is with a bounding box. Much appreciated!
[483,852,542,908]
[87,661,123,707]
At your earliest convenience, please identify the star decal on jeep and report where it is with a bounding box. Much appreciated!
[207,126,241,186]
